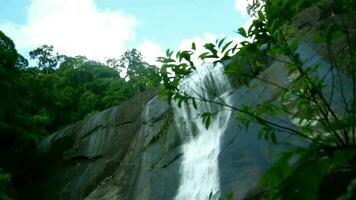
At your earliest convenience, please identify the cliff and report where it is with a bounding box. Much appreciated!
[29,4,354,199]
[30,65,304,200]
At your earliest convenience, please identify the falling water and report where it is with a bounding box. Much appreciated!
[174,63,232,200]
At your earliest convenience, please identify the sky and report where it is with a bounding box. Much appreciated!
[0,0,251,64]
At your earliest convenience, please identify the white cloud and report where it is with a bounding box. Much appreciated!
[137,39,164,66]
[235,0,253,16]
[0,0,138,61]
[235,0,255,42]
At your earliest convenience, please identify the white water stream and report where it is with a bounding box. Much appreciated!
[174,63,233,200]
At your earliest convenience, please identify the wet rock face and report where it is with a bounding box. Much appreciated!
[86,96,182,200]
[34,89,158,199]
[34,89,183,200]
[32,62,312,200]
[33,65,299,200]
[128,96,182,200]
[32,32,351,200]
[218,61,304,200]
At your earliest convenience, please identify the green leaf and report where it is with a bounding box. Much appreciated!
[203,43,218,56]
[158,88,171,100]
[221,41,233,54]
[199,52,211,60]
[202,112,212,129]
[177,98,183,108]
[205,116,211,129]
[192,98,198,109]
[337,178,356,200]
[289,38,300,51]
[237,111,252,130]
[208,192,213,200]
[258,10,265,21]
[191,42,196,50]
[225,193,234,200]
[165,49,173,57]
[327,24,344,43]
[177,50,192,62]
[218,37,226,48]
[157,57,176,63]
[238,27,248,38]
[314,31,327,43]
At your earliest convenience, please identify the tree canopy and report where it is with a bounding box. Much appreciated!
[0,31,161,199]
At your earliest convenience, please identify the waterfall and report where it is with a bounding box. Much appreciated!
[174,63,233,200]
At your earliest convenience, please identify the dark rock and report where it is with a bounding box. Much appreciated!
[33,88,163,200]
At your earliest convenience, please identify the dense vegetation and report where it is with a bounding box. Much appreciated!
[159,0,356,199]
[0,31,161,199]
[1,0,355,199]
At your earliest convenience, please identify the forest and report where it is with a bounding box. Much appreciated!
[0,31,161,199]
[1,0,356,199]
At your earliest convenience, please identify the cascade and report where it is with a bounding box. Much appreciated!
[174,63,233,200]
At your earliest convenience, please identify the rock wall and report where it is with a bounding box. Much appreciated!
[32,65,303,200]
[83,95,183,200]
[219,56,305,199]
[32,52,348,200]
[31,5,353,199]
[32,88,151,199]
[31,87,184,200]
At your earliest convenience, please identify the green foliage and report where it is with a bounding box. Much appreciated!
[118,49,161,93]
[159,0,356,199]
[0,169,12,200]
[158,38,237,104]
[29,45,61,73]
[259,146,356,200]
[338,178,356,200]
[0,30,161,199]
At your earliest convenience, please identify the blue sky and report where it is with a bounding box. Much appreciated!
[0,0,250,63]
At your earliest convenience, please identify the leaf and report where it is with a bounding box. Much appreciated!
[218,37,226,48]
[325,116,356,133]
[327,24,344,43]
[205,117,211,129]
[314,31,327,43]
[225,193,234,200]
[199,52,211,60]
[177,50,192,62]
[203,43,218,56]
[157,57,176,63]
[191,42,196,50]
[158,88,171,100]
[258,10,265,21]
[289,38,300,51]
[238,27,248,38]
[337,178,356,200]
[240,41,250,46]
[237,111,251,129]
[165,49,173,57]
[192,98,197,109]
[221,41,233,54]
[177,98,183,108]
[202,112,212,129]
[208,192,213,200]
